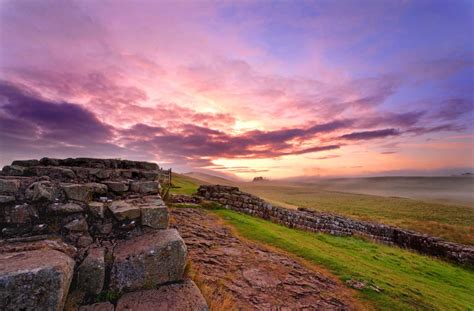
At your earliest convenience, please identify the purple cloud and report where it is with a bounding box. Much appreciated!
[340,128,400,140]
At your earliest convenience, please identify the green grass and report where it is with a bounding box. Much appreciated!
[170,173,474,244]
[212,208,474,311]
[239,184,474,245]
[169,173,201,195]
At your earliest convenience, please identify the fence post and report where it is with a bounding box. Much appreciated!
[169,168,172,187]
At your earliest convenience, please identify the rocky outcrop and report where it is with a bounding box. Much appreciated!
[0,249,75,311]
[0,158,207,310]
[116,280,209,311]
[110,229,187,292]
[197,185,474,265]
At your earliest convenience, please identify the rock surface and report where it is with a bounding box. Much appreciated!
[77,247,105,295]
[110,229,187,292]
[25,181,55,202]
[109,200,141,221]
[61,184,92,202]
[130,181,160,194]
[171,207,356,310]
[78,302,114,311]
[140,204,168,229]
[0,249,75,311]
[116,280,208,311]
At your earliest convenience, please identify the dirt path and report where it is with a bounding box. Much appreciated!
[170,207,357,310]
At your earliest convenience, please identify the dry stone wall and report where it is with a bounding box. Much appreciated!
[0,158,208,311]
[197,185,474,265]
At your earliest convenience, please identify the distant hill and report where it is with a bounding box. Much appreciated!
[183,171,238,186]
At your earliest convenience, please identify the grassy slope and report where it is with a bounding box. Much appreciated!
[212,208,474,310]
[170,173,202,195]
[171,173,474,309]
[239,183,474,245]
[171,173,474,244]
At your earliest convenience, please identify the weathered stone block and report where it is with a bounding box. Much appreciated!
[88,168,111,180]
[77,247,105,295]
[11,159,39,167]
[140,204,168,229]
[109,200,141,221]
[0,195,15,204]
[116,280,208,311]
[130,181,160,194]
[3,204,38,224]
[64,217,89,232]
[61,184,92,202]
[79,302,114,311]
[88,201,105,218]
[85,183,108,195]
[0,249,75,311]
[0,179,20,194]
[104,181,129,193]
[110,229,187,292]
[1,165,25,176]
[48,202,84,214]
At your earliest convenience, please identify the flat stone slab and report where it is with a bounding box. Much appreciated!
[79,302,114,311]
[0,249,75,311]
[104,181,129,193]
[140,204,168,229]
[61,183,92,202]
[109,200,141,221]
[130,181,160,194]
[110,229,187,292]
[116,279,208,311]
[0,179,20,194]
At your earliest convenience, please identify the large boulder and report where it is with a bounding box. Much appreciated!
[130,181,160,194]
[109,200,141,221]
[25,181,56,202]
[110,229,187,292]
[0,249,75,311]
[77,247,105,295]
[0,179,20,194]
[116,280,209,311]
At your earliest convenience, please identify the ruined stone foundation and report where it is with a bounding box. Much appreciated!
[0,157,208,311]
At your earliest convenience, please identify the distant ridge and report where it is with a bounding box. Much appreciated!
[183,171,238,186]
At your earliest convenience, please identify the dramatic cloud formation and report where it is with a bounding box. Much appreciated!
[0,0,473,178]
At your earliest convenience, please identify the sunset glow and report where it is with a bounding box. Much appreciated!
[1,0,473,179]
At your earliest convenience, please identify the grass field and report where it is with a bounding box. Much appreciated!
[170,173,474,309]
[238,183,474,245]
[212,208,474,310]
[171,173,474,245]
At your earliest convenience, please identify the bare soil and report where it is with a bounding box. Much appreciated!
[170,207,358,310]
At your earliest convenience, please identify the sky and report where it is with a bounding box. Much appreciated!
[0,0,473,179]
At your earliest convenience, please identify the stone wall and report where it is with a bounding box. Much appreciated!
[0,158,208,311]
[197,185,474,265]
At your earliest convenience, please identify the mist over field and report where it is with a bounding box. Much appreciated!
[302,176,474,206]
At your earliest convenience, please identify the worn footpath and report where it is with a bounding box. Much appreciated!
[171,207,357,311]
